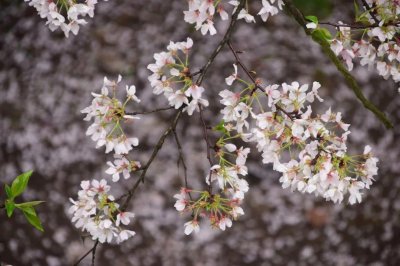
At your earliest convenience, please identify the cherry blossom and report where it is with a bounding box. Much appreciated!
[147,38,209,115]
[81,76,142,156]
[69,179,136,244]
[24,0,107,37]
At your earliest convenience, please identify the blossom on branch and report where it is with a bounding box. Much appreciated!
[69,179,135,244]
[147,38,209,115]
[24,0,107,37]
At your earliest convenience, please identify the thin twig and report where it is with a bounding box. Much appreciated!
[360,0,380,23]
[227,41,294,121]
[196,0,246,85]
[73,240,99,266]
[117,0,246,209]
[91,241,99,266]
[172,129,193,200]
[319,21,400,29]
[120,110,183,211]
[172,129,189,189]
[282,0,393,129]
[125,106,174,116]
[227,41,258,90]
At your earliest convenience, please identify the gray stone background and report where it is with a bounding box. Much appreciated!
[1,0,400,265]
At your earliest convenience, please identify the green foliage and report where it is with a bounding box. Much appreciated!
[312,28,332,42]
[10,170,32,199]
[214,120,228,135]
[293,0,333,19]
[2,170,44,232]
[21,206,44,232]
[305,15,318,24]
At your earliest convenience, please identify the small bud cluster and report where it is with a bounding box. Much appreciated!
[147,38,209,115]
[330,1,400,92]
[24,0,106,37]
[69,179,135,244]
[184,0,284,35]
[174,187,245,235]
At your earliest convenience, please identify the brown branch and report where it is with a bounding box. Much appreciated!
[360,0,380,23]
[91,241,99,266]
[319,21,400,29]
[282,0,393,129]
[125,106,174,116]
[120,109,183,211]
[227,41,294,121]
[172,129,189,189]
[73,240,99,266]
[117,0,246,209]
[196,0,246,85]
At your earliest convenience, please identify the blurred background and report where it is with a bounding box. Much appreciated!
[1,0,400,265]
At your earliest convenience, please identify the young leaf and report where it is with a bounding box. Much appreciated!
[213,120,227,134]
[354,0,360,19]
[15,201,45,208]
[305,15,318,24]
[11,170,33,198]
[5,200,15,218]
[5,184,12,199]
[312,28,332,42]
[22,206,44,232]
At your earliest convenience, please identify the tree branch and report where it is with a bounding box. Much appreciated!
[125,106,174,116]
[196,0,246,85]
[319,20,400,29]
[282,0,393,129]
[73,240,99,266]
[118,0,246,221]
[120,109,183,211]
[227,41,294,121]
[172,128,194,199]
[172,129,189,191]
[360,0,380,23]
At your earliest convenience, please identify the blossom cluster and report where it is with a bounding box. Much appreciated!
[24,0,105,37]
[225,64,377,204]
[72,76,143,242]
[329,1,400,92]
[172,59,378,235]
[65,2,381,243]
[184,0,284,35]
[174,138,249,234]
[244,81,378,205]
[81,76,141,157]
[69,179,135,244]
[147,37,209,115]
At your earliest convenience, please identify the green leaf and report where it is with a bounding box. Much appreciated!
[312,28,332,42]
[5,184,12,199]
[11,170,33,198]
[15,201,45,208]
[354,0,360,19]
[213,120,227,134]
[22,206,44,232]
[5,200,15,218]
[17,204,36,216]
[305,15,318,24]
